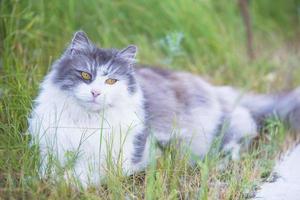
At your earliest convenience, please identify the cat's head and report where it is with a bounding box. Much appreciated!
[51,31,138,112]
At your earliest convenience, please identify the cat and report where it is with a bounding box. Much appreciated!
[28,31,300,186]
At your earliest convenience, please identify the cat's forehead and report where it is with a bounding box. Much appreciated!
[69,48,131,76]
[87,48,117,65]
[70,48,111,67]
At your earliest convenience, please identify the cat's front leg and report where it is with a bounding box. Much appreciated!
[71,160,102,188]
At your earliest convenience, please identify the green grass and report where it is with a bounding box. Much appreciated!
[1,0,300,199]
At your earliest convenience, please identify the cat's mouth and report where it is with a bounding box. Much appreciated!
[72,95,111,111]
[87,100,101,105]
[82,101,103,112]
[85,100,114,111]
[89,98,97,102]
[74,97,103,111]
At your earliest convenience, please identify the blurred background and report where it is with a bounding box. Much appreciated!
[1,0,300,199]
[1,0,300,90]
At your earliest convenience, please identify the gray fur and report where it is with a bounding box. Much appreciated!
[49,31,300,164]
[241,88,300,131]
[132,129,148,164]
[136,67,300,160]
[215,85,300,157]
[52,31,138,94]
[135,67,227,159]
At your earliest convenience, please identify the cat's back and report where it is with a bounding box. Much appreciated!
[135,67,222,146]
[135,66,217,110]
[135,66,223,154]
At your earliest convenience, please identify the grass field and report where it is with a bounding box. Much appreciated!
[1,0,300,199]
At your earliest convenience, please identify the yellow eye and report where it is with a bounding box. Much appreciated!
[105,78,118,85]
[81,71,91,80]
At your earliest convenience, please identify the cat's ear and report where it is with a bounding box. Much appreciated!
[68,31,92,54]
[117,45,137,62]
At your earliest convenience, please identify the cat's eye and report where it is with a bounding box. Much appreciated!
[105,78,118,85]
[81,71,91,80]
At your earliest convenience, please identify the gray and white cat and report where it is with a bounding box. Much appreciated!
[28,31,300,186]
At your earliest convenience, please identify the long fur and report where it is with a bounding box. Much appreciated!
[28,31,300,186]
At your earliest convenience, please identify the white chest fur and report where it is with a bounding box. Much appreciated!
[29,78,147,185]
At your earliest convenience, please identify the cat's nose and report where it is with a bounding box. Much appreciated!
[91,89,101,97]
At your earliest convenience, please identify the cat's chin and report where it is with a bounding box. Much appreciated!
[86,103,107,112]
[76,100,106,113]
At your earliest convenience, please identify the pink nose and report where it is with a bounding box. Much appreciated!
[91,89,101,97]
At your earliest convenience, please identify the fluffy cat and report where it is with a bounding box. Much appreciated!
[28,31,300,186]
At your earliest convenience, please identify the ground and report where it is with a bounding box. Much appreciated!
[255,144,300,199]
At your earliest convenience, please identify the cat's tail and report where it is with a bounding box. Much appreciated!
[241,87,300,131]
